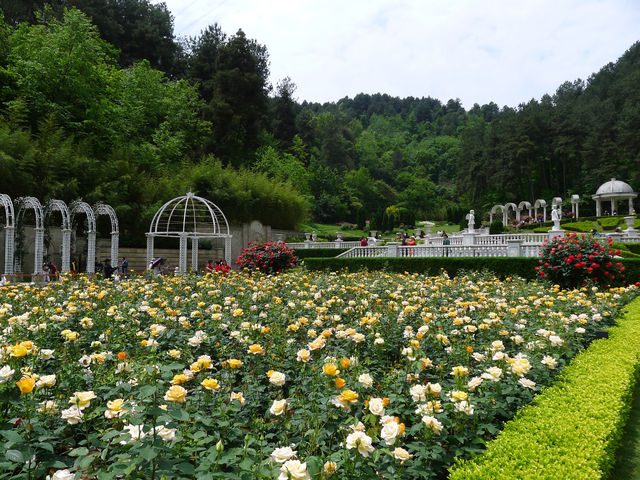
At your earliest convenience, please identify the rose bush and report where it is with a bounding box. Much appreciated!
[536,232,626,288]
[0,271,636,479]
[235,241,298,274]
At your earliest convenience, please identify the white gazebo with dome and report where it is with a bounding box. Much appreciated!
[592,178,637,216]
[146,193,232,273]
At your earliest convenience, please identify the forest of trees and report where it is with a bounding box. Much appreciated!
[0,1,639,244]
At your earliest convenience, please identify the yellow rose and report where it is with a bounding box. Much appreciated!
[334,377,346,389]
[338,389,358,403]
[227,359,243,369]
[16,376,35,394]
[323,363,339,376]
[11,344,28,357]
[171,374,189,385]
[70,391,97,408]
[248,344,264,355]
[164,385,187,403]
[201,378,221,391]
[107,399,125,412]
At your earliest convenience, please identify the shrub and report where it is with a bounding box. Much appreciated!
[536,233,626,288]
[449,295,640,480]
[489,219,504,234]
[235,241,297,273]
[562,221,598,233]
[293,248,348,259]
[304,257,540,279]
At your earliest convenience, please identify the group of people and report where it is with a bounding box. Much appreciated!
[205,259,231,274]
[102,257,128,279]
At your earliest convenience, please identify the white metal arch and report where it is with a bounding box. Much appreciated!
[517,201,532,221]
[489,204,504,224]
[504,203,517,226]
[15,196,45,275]
[94,203,119,268]
[0,194,15,276]
[147,192,232,273]
[534,199,547,222]
[70,200,97,273]
[45,200,72,272]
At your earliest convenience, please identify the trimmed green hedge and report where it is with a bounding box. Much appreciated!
[304,257,539,279]
[448,296,640,480]
[293,248,348,259]
[303,257,640,283]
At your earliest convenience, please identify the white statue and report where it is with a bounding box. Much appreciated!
[466,210,475,232]
[311,231,317,242]
[551,205,561,230]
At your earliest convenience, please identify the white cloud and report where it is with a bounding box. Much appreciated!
[157,0,640,108]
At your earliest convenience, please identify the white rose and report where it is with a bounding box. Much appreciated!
[358,373,373,388]
[271,446,297,463]
[0,365,15,383]
[36,374,56,388]
[270,399,287,416]
[269,371,286,387]
[368,397,385,416]
[278,460,310,480]
[154,425,177,442]
[392,447,413,463]
[345,431,374,457]
[380,420,400,446]
[60,406,84,425]
[46,469,76,480]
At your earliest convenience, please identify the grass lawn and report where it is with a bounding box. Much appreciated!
[610,376,640,479]
[296,221,462,240]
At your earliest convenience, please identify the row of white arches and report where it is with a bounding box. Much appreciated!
[489,196,580,226]
[0,194,118,276]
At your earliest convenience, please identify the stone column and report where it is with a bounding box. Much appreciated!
[629,198,634,215]
[61,228,72,272]
[595,199,601,217]
[191,237,199,272]
[543,207,547,222]
[3,226,14,275]
[462,232,476,246]
[178,234,187,274]
[507,239,523,257]
[33,227,45,276]
[386,242,400,257]
[86,231,96,273]
[146,234,154,269]
[224,236,232,265]
[110,232,119,270]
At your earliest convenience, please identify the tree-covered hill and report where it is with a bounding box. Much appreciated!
[0,2,638,243]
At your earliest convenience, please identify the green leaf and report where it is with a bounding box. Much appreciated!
[37,442,54,453]
[69,447,89,457]
[75,454,95,469]
[138,385,157,399]
[5,449,24,463]
[138,447,158,461]
[0,430,23,443]
[176,462,195,475]
[168,405,190,421]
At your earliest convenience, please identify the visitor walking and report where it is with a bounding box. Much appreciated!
[120,257,128,277]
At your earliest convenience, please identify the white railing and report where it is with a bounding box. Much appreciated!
[287,241,361,249]
[337,243,535,259]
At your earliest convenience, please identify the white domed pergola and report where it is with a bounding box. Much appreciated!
[592,178,637,216]
[146,193,232,273]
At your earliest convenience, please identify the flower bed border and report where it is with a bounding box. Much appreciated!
[303,257,640,283]
[448,296,640,480]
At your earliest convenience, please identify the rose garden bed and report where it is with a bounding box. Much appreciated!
[0,271,637,479]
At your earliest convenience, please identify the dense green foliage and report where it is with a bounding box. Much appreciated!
[449,296,640,480]
[1,2,639,244]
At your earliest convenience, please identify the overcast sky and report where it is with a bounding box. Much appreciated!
[155,0,640,108]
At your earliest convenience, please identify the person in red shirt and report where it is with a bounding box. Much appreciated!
[360,236,368,246]
[205,259,214,274]
[215,260,231,274]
